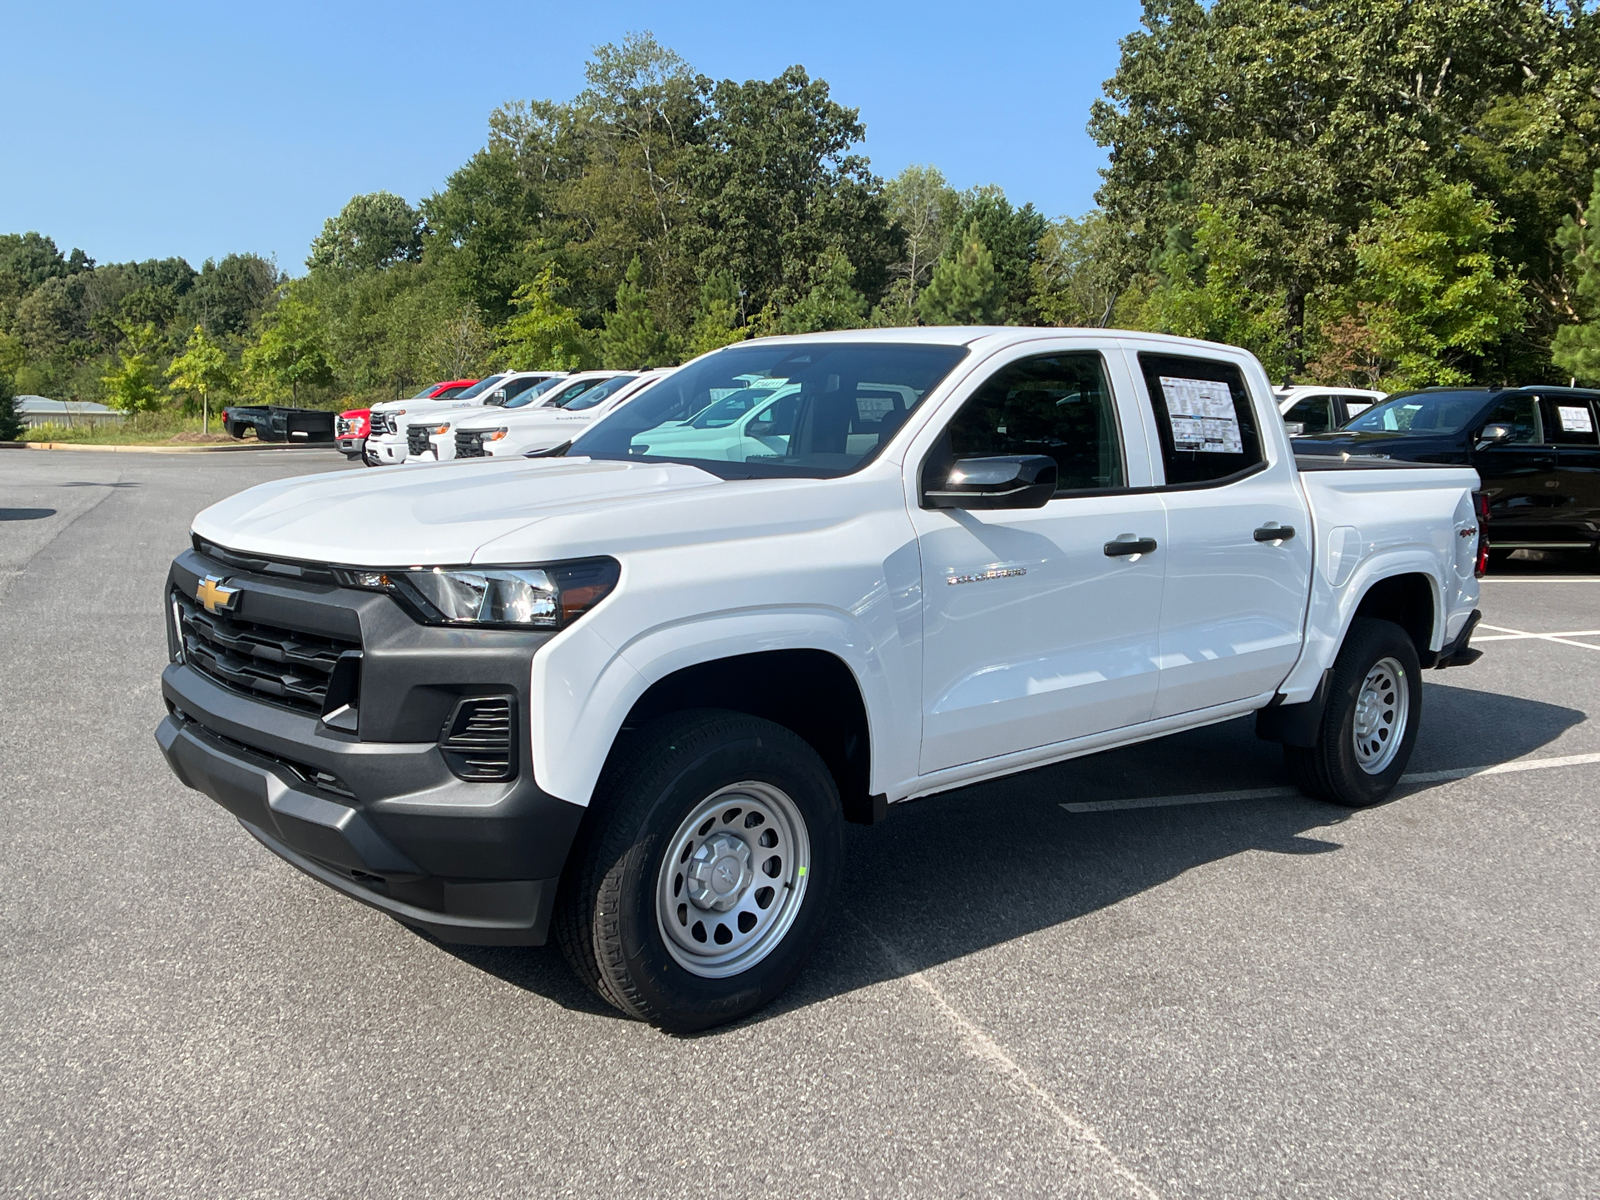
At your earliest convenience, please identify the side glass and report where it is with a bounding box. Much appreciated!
[1544,398,1598,446]
[1285,395,1334,433]
[923,352,1125,497]
[1137,353,1264,487]
[1486,395,1544,444]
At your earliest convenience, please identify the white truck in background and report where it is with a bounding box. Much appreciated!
[156,327,1483,1033]
[452,370,672,460]
[367,372,565,465]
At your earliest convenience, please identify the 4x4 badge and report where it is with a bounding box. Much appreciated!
[196,574,240,614]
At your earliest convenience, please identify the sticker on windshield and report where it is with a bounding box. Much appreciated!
[1558,405,1594,434]
[1160,377,1244,454]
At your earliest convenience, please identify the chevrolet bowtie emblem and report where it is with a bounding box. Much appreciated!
[196,574,240,614]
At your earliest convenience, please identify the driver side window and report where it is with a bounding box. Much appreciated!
[924,352,1125,496]
[1486,395,1544,444]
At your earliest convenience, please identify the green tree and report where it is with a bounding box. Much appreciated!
[780,250,868,333]
[242,286,334,401]
[0,369,21,442]
[1355,184,1526,388]
[498,266,596,371]
[1552,170,1600,384]
[1030,211,1124,328]
[166,324,236,433]
[952,187,1048,322]
[309,192,424,272]
[100,322,164,419]
[882,165,963,320]
[686,270,747,357]
[918,224,1005,325]
[600,255,673,367]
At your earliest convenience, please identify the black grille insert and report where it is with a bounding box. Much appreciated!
[455,429,488,458]
[439,697,516,781]
[406,425,434,456]
[175,590,361,716]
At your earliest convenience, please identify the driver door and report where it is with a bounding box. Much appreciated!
[912,347,1167,774]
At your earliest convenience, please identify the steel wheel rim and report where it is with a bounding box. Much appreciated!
[655,781,811,979]
[1353,656,1409,775]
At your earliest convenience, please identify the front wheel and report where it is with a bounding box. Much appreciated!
[1285,617,1422,807]
[554,710,842,1032]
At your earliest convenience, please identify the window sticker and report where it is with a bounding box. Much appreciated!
[1557,405,1594,434]
[1160,376,1243,454]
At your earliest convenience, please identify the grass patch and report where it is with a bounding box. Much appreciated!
[21,417,246,445]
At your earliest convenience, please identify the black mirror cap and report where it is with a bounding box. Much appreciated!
[924,455,1058,510]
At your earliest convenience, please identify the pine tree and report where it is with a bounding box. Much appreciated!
[779,251,868,333]
[687,271,747,357]
[1553,170,1600,386]
[498,266,596,371]
[600,256,672,368]
[917,224,1006,325]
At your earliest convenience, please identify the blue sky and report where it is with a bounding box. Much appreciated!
[1,1,1144,271]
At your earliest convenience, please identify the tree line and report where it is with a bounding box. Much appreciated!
[4,6,1600,439]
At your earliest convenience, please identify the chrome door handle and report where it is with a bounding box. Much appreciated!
[1254,525,1296,542]
[1104,536,1159,557]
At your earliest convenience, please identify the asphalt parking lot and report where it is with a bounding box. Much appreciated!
[3,448,1597,1199]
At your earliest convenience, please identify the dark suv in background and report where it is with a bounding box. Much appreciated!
[1294,386,1600,561]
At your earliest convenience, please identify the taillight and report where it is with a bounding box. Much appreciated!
[1473,490,1490,577]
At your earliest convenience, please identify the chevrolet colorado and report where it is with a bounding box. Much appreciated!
[156,328,1483,1031]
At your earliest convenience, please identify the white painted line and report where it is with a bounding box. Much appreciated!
[842,910,1163,1200]
[1478,623,1600,651]
[1062,751,1600,813]
[1480,577,1600,583]
[1474,629,1600,641]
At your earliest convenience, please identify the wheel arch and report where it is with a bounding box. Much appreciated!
[1350,570,1440,665]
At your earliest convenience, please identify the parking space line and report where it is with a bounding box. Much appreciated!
[1478,623,1600,651]
[843,909,1163,1200]
[1480,577,1600,583]
[1061,752,1600,813]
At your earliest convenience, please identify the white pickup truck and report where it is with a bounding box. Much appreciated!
[155,328,1483,1031]
[452,371,664,460]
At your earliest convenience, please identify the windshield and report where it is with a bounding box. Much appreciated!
[570,342,970,478]
[450,374,505,401]
[499,376,565,409]
[541,377,612,409]
[411,382,446,399]
[1342,390,1489,435]
[563,374,639,412]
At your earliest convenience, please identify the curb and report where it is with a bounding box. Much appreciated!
[0,440,340,454]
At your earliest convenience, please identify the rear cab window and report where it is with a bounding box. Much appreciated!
[1541,395,1599,446]
[1136,352,1265,487]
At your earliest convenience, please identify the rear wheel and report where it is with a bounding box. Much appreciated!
[554,710,842,1032]
[1285,617,1422,807]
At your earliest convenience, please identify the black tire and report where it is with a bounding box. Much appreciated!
[1285,617,1423,807]
[225,422,247,440]
[554,710,843,1032]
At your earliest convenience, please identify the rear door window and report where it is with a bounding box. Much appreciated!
[1137,353,1264,486]
[1543,397,1599,446]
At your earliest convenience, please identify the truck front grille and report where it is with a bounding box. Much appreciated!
[406,425,433,456]
[455,430,487,458]
[370,412,395,435]
[174,591,361,716]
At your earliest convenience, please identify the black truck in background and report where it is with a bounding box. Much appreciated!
[222,405,336,444]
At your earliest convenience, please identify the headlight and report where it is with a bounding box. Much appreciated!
[333,558,620,628]
[433,423,451,435]
[487,428,509,441]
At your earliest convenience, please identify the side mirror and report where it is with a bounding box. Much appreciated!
[1475,423,1513,449]
[1284,421,1306,436]
[924,455,1058,510]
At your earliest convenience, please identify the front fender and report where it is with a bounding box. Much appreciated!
[529,607,907,807]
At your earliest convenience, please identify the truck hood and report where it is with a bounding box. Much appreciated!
[456,404,578,431]
[191,456,724,566]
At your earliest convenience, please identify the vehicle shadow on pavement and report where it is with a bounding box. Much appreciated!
[439,683,1584,1029]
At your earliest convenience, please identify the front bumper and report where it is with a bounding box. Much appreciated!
[336,435,366,456]
[155,547,584,944]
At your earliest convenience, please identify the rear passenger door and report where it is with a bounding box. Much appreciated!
[1544,395,1600,548]
[1126,348,1314,718]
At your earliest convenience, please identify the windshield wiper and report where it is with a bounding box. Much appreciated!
[525,440,573,459]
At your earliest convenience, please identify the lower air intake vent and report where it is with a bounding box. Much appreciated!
[439,697,516,781]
